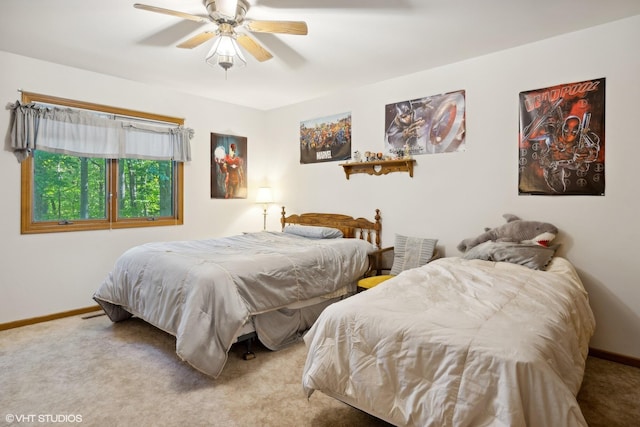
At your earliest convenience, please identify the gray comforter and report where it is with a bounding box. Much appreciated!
[94,232,374,377]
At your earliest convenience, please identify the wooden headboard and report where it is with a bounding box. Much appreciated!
[280,207,382,248]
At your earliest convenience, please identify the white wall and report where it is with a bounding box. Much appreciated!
[265,16,640,359]
[0,51,269,324]
[1,15,638,360]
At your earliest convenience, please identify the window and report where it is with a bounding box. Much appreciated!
[18,92,187,234]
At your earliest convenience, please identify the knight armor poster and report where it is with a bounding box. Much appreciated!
[519,78,605,196]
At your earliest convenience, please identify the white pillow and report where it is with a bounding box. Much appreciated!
[390,234,438,275]
[283,225,344,239]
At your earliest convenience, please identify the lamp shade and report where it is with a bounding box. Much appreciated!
[205,31,246,71]
[255,187,274,204]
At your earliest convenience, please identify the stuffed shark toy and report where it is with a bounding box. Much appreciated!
[457,214,558,253]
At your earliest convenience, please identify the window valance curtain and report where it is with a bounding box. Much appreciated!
[7,101,193,163]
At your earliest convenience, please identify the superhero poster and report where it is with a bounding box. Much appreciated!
[519,78,605,196]
[299,112,351,164]
[211,133,247,199]
[385,89,466,157]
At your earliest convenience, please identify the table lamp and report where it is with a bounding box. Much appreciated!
[255,187,274,230]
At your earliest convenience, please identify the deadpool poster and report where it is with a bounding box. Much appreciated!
[519,78,605,195]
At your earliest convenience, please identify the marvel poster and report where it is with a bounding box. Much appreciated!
[385,89,466,157]
[519,78,605,195]
[211,133,247,199]
[299,112,351,164]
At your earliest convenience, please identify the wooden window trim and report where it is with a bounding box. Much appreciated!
[19,92,184,234]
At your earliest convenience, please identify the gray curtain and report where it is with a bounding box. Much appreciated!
[7,101,193,163]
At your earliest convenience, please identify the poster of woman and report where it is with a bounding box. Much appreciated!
[518,78,606,196]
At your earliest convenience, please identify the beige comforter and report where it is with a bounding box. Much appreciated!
[302,257,595,427]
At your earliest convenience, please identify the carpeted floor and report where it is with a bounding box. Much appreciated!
[1,313,638,426]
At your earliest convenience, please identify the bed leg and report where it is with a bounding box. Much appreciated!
[243,337,256,360]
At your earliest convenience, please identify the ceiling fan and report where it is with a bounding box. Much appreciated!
[134,0,308,73]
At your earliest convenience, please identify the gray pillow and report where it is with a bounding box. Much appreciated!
[390,234,438,275]
[462,241,558,270]
[283,225,343,239]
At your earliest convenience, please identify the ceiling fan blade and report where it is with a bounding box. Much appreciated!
[244,20,308,35]
[134,3,209,24]
[236,33,273,62]
[177,32,216,49]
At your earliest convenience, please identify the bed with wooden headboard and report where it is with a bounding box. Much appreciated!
[93,207,382,378]
[281,207,381,248]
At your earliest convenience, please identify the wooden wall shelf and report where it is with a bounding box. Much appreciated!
[340,159,416,179]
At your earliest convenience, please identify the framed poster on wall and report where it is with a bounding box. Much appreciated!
[299,112,351,164]
[519,78,605,195]
[211,133,247,199]
[385,89,466,157]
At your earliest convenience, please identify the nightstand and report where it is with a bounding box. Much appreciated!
[357,246,395,292]
[357,246,440,291]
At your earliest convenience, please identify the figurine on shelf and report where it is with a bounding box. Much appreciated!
[353,150,362,162]
[403,142,413,159]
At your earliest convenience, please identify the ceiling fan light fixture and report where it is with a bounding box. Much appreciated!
[205,32,246,72]
[135,1,306,73]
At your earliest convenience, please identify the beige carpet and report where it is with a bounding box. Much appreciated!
[1,313,638,427]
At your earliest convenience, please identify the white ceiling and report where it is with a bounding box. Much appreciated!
[2,1,639,110]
